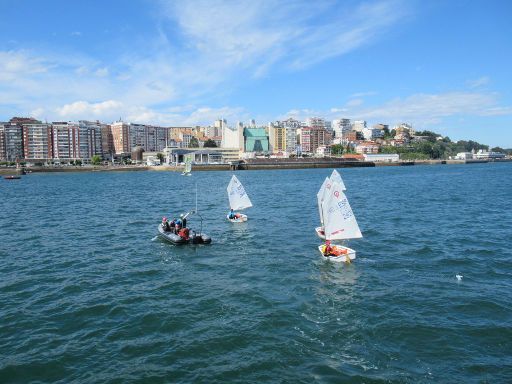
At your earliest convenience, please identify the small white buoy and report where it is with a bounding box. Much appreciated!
[456,274,463,281]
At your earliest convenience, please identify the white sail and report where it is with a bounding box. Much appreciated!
[330,169,346,191]
[227,175,253,210]
[323,181,362,241]
[317,177,330,224]
[184,159,192,173]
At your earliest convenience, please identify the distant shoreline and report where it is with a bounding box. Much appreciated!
[1,158,510,176]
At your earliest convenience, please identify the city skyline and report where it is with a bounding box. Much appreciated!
[1,0,511,147]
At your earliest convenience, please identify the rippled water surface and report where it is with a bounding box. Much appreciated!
[1,164,511,383]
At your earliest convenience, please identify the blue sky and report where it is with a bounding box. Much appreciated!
[0,0,511,146]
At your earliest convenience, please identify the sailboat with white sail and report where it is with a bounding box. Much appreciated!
[181,158,192,176]
[318,180,362,262]
[315,169,346,239]
[226,175,252,222]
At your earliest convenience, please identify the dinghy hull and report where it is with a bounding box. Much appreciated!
[227,213,248,223]
[315,226,326,240]
[318,244,356,263]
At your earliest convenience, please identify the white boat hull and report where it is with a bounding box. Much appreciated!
[318,244,356,263]
[315,226,326,240]
[227,213,248,223]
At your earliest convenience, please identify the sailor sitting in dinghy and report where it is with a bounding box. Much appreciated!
[228,209,241,220]
[323,240,348,256]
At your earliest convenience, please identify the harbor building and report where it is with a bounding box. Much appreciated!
[473,149,505,159]
[243,128,269,153]
[221,123,244,151]
[355,141,379,154]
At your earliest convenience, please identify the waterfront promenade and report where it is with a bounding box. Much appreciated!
[1,158,510,176]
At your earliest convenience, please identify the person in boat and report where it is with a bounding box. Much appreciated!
[175,217,182,233]
[180,213,187,229]
[228,209,241,220]
[324,240,334,256]
[162,217,171,232]
[178,227,190,240]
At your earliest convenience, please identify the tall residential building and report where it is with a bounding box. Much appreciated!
[100,124,114,156]
[268,123,286,153]
[79,120,103,158]
[305,117,327,130]
[111,121,130,154]
[301,126,331,154]
[0,123,5,160]
[352,120,367,132]
[128,123,147,149]
[22,123,53,160]
[332,119,352,138]
[52,122,80,160]
[0,122,24,161]
[271,118,301,153]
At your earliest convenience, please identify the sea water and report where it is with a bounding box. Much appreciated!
[1,163,511,383]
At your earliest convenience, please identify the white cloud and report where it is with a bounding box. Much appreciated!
[95,67,109,77]
[346,98,364,107]
[0,50,51,81]
[277,91,512,131]
[467,76,490,88]
[56,100,123,119]
[159,0,409,76]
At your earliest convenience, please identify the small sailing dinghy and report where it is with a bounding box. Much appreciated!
[181,159,192,176]
[316,170,346,239]
[318,180,362,262]
[226,175,252,222]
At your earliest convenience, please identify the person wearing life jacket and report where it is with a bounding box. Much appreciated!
[228,209,236,219]
[178,227,190,240]
[324,240,334,256]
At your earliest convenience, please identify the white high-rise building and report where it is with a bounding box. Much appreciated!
[332,119,352,138]
[352,120,367,132]
[305,117,326,129]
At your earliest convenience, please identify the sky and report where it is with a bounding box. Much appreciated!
[0,0,511,147]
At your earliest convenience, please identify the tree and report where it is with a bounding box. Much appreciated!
[156,153,165,163]
[188,137,199,148]
[91,155,102,165]
[75,159,82,166]
[203,139,217,148]
[330,144,343,155]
